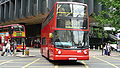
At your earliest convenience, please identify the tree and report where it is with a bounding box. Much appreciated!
[94,0,120,30]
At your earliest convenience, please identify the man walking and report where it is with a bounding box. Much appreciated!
[6,40,12,56]
[106,43,112,56]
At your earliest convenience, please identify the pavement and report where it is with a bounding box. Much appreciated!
[15,47,40,57]
[90,49,120,56]
[0,48,120,68]
[14,48,120,58]
[0,47,40,57]
[1,48,120,57]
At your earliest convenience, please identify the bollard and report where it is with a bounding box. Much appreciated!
[101,45,103,49]
[98,46,100,50]
[25,47,29,56]
[22,42,24,55]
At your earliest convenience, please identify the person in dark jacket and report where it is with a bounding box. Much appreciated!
[1,41,7,56]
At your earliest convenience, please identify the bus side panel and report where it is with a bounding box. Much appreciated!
[41,25,50,58]
[41,12,55,59]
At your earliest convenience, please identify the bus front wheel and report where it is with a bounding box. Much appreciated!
[47,50,50,59]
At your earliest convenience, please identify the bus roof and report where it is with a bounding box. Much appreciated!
[1,24,24,28]
[56,2,87,6]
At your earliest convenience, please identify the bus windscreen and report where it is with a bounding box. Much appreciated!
[52,30,89,49]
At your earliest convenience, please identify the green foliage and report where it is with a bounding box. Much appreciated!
[98,32,102,38]
[92,27,108,38]
[94,0,120,29]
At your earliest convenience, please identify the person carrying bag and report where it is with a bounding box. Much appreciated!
[1,41,7,56]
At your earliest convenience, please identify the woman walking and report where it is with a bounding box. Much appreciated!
[6,40,13,56]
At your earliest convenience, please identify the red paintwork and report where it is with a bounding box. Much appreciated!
[41,2,89,61]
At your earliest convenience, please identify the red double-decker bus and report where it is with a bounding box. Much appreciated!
[0,24,26,51]
[41,2,89,61]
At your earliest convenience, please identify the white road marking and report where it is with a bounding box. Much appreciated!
[81,61,89,68]
[93,56,119,68]
[0,60,13,65]
[22,58,40,68]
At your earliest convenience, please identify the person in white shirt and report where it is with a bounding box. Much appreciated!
[6,40,12,56]
[103,43,107,55]
[106,43,112,56]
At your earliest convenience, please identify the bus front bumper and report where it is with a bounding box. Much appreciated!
[54,55,89,60]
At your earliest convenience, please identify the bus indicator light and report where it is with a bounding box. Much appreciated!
[56,49,59,51]
[49,33,53,38]
[83,50,88,55]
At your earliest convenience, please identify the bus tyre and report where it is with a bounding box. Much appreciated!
[47,50,50,59]
[41,49,44,57]
[71,60,77,62]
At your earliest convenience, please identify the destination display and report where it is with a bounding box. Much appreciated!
[13,32,25,37]
[16,33,22,36]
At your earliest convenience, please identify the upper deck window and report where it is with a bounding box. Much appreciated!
[56,3,88,29]
[13,26,24,31]
[57,3,86,17]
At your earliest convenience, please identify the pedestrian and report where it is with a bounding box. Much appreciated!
[12,40,17,55]
[106,43,112,56]
[5,40,13,56]
[103,43,108,55]
[117,44,120,52]
[1,41,7,56]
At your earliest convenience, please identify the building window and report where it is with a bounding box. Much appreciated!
[57,0,68,2]
[84,0,88,4]
[73,0,84,3]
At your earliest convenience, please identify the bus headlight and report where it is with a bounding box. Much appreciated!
[56,49,62,54]
[58,50,62,54]
[83,50,88,55]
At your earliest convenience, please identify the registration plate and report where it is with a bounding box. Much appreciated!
[69,58,77,60]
